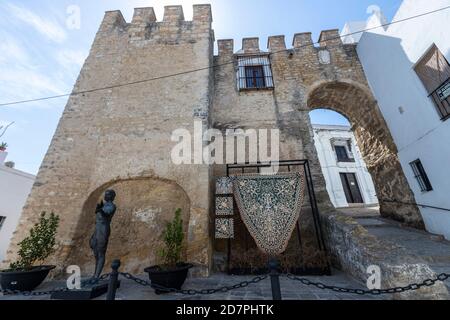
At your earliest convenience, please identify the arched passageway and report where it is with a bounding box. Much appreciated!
[307,80,424,228]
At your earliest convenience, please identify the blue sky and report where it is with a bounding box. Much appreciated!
[0,0,402,174]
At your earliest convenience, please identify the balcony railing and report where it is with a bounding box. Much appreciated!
[429,77,450,121]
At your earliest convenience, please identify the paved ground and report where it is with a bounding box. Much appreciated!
[338,206,450,290]
[121,271,387,300]
[0,270,386,301]
[2,206,448,300]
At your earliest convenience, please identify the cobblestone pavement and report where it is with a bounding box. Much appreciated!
[0,270,388,301]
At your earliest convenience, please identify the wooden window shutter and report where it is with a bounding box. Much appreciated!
[415,44,450,94]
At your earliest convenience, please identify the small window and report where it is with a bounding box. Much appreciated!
[414,44,450,120]
[237,55,274,91]
[410,159,433,192]
[332,139,355,163]
[335,146,352,162]
[245,65,265,88]
[0,216,5,231]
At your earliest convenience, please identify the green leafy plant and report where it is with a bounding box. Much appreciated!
[0,142,7,151]
[10,212,60,271]
[158,209,184,269]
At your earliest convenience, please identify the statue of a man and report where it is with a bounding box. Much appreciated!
[90,189,117,279]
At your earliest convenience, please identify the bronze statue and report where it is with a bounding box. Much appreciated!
[90,189,117,279]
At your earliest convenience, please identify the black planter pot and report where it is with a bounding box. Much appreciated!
[144,263,193,294]
[0,265,55,292]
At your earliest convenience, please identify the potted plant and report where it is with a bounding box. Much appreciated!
[144,209,192,294]
[0,212,60,292]
[0,142,7,152]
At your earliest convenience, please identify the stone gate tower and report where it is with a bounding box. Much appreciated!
[5,5,215,276]
[4,4,423,277]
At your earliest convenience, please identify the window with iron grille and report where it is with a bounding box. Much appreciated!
[237,55,274,91]
[414,44,450,120]
[410,159,433,192]
[0,216,5,231]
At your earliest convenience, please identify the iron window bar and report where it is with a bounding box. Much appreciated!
[428,77,450,121]
[236,55,274,91]
[410,159,433,192]
[0,216,5,230]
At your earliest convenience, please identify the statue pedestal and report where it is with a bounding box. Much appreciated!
[50,280,120,300]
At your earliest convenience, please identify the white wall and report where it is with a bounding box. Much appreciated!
[0,153,35,262]
[357,0,450,239]
[313,125,379,208]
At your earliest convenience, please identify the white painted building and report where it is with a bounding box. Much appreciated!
[345,0,450,239]
[0,151,35,262]
[313,124,379,208]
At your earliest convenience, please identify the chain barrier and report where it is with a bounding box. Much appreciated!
[119,272,268,296]
[2,271,449,298]
[285,273,450,295]
[0,273,110,297]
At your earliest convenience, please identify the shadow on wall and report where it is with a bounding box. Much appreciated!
[65,177,191,275]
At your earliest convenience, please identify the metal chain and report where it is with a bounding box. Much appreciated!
[2,271,449,297]
[119,272,268,296]
[80,273,111,287]
[0,273,111,297]
[285,273,450,295]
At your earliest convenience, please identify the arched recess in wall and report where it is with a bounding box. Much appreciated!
[66,177,191,275]
[307,80,424,229]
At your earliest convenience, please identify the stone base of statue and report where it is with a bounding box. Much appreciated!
[50,279,121,300]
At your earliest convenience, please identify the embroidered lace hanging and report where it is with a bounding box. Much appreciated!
[232,172,306,255]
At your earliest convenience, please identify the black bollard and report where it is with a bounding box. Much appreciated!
[268,258,282,301]
[106,259,121,301]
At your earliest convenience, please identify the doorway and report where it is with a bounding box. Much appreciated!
[340,173,364,204]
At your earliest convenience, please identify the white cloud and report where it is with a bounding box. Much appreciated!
[0,65,68,109]
[7,3,67,43]
[0,33,29,64]
[56,49,87,69]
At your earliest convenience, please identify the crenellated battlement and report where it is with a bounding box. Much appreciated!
[98,4,213,43]
[99,5,345,54]
[131,7,156,25]
[318,29,342,47]
[163,5,184,22]
[242,38,260,54]
[268,35,286,51]
[293,33,313,48]
[218,39,234,55]
[99,10,127,32]
[217,30,345,56]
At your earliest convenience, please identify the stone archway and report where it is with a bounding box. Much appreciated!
[65,177,191,275]
[307,80,424,229]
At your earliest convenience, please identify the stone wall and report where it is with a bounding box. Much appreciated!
[322,212,448,299]
[211,30,423,227]
[67,178,191,275]
[4,5,425,278]
[3,5,214,277]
